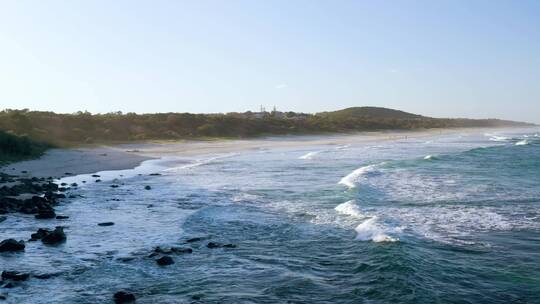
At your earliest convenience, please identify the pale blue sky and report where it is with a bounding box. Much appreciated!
[0,0,539,122]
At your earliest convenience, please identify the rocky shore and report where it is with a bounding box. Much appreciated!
[0,169,238,303]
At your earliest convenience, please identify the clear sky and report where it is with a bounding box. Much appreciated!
[0,0,539,122]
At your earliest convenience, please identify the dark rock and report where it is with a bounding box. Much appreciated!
[91,175,100,178]
[31,228,51,240]
[206,242,222,249]
[70,183,78,187]
[95,179,102,183]
[149,173,161,176]
[113,291,135,303]
[223,244,237,248]
[110,185,119,188]
[144,186,151,190]
[56,215,69,220]
[2,271,29,281]
[0,293,6,300]
[171,247,193,254]
[41,227,66,245]
[0,216,6,223]
[21,171,28,174]
[186,237,204,243]
[154,246,170,254]
[64,172,73,175]
[98,222,114,226]
[156,256,174,266]
[0,239,25,252]
[60,183,67,186]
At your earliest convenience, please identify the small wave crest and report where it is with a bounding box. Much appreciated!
[489,135,510,142]
[334,200,364,218]
[355,217,400,243]
[338,164,381,189]
[170,153,237,170]
[423,155,437,160]
[515,140,529,146]
[299,151,321,160]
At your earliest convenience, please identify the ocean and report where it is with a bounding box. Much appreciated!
[1,128,539,303]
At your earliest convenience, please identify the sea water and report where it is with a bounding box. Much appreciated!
[1,128,539,303]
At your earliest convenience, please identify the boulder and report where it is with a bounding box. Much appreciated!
[156,256,174,266]
[41,227,66,245]
[56,215,69,220]
[113,291,135,303]
[206,242,222,249]
[30,228,51,241]
[1,271,29,281]
[97,222,114,226]
[0,239,25,252]
[144,186,151,190]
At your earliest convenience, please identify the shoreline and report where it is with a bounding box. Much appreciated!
[0,127,526,178]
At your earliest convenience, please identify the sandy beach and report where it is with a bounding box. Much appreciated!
[0,128,497,178]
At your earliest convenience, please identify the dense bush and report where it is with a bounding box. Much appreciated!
[0,108,532,147]
[0,130,50,164]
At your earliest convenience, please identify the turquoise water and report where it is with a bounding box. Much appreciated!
[1,129,539,303]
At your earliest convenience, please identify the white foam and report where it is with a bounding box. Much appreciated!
[170,153,237,170]
[299,151,321,160]
[335,144,351,150]
[515,140,529,146]
[338,164,380,189]
[424,155,435,160]
[334,200,364,218]
[489,135,510,142]
[355,217,399,242]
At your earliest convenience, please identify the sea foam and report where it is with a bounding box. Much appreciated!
[489,135,510,142]
[355,217,399,242]
[515,140,529,146]
[299,151,321,160]
[338,164,380,188]
[334,200,364,218]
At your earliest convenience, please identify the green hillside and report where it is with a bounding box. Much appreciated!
[318,107,424,120]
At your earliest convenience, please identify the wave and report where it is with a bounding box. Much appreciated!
[515,140,529,146]
[299,151,321,160]
[355,217,399,242]
[424,155,437,160]
[171,153,237,170]
[334,200,364,218]
[338,164,381,189]
[489,135,510,142]
[335,144,351,150]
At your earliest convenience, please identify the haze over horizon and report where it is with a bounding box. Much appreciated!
[1,1,539,123]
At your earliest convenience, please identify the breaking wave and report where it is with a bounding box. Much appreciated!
[338,164,381,189]
[334,200,364,218]
[355,217,400,243]
[515,140,529,146]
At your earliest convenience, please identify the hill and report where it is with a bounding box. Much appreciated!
[318,107,423,120]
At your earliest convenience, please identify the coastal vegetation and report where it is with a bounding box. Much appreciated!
[0,107,532,149]
[0,130,50,164]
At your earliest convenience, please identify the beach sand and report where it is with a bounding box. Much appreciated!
[0,128,490,178]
